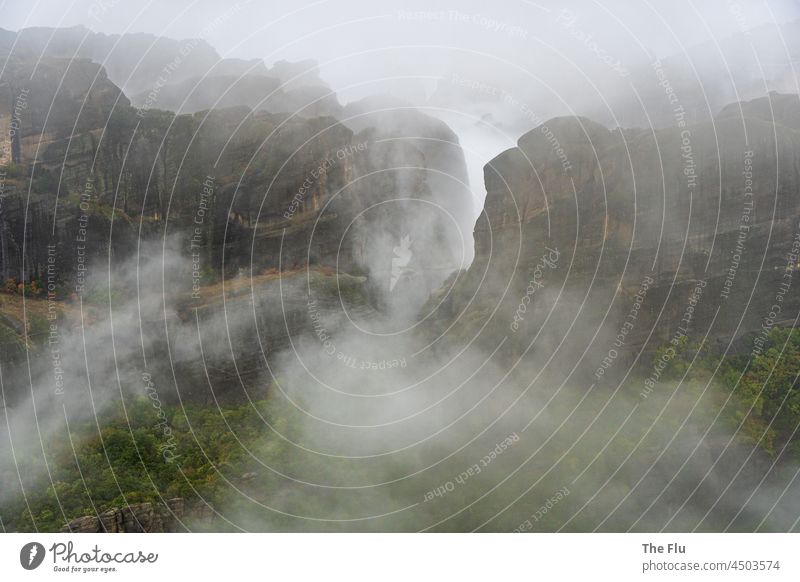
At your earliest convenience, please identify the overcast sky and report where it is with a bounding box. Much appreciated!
[4,0,798,114]
[5,0,800,66]
[5,0,799,213]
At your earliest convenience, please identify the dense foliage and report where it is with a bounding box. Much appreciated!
[1,328,798,532]
[2,396,293,532]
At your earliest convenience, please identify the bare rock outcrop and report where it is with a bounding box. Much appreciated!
[60,498,216,533]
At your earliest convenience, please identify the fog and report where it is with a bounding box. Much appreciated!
[2,0,800,533]
[3,228,798,532]
[7,0,800,215]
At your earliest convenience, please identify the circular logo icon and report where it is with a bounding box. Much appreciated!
[20,542,46,570]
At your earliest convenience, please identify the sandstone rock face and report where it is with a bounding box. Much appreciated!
[1,26,341,119]
[0,50,468,283]
[0,26,341,117]
[0,55,126,158]
[584,21,800,129]
[1,25,263,97]
[59,498,212,533]
[438,93,800,377]
[129,73,343,119]
[0,53,471,405]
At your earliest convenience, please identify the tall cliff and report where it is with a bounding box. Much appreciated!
[0,52,471,405]
[0,26,341,118]
[433,92,800,381]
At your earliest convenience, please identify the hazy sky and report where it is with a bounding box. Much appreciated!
[2,0,798,116]
[3,0,799,109]
[5,0,800,213]
[5,0,800,64]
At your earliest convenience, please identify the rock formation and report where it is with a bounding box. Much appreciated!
[433,92,800,380]
[60,498,216,533]
[0,48,471,405]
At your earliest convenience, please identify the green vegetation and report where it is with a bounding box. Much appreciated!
[2,395,294,532]
[2,328,798,532]
[640,328,800,458]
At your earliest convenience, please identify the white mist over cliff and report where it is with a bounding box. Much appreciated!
[3,0,800,535]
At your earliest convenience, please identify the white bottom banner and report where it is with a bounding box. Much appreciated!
[1,533,796,581]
